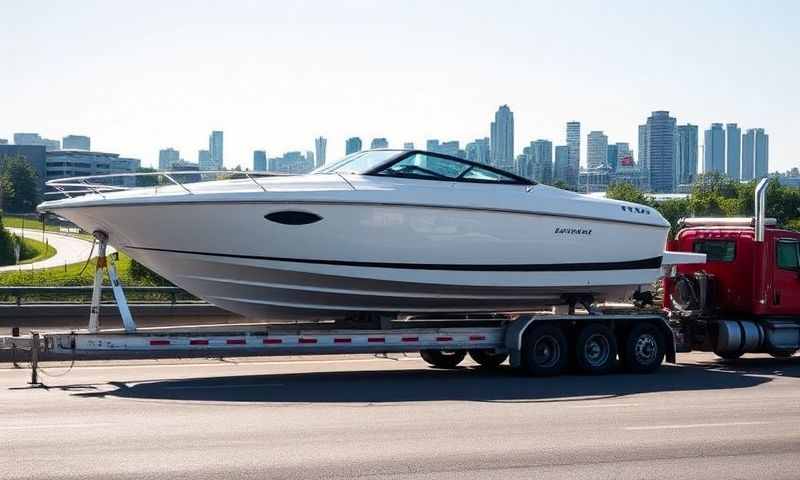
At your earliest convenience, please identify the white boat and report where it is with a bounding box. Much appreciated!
[39,149,670,321]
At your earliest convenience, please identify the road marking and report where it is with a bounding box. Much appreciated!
[570,403,640,409]
[163,383,285,390]
[624,421,769,431]
[0,423,115,430]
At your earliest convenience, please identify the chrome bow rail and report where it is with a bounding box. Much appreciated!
[45,170,290,198]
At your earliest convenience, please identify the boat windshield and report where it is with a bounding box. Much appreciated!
[313,150,402,175]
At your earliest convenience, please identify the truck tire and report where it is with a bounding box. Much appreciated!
[623,323,665,373]
[575,323,617,374]
[419,349,466,369]
[468,349,509,368]
[521,324,568,376]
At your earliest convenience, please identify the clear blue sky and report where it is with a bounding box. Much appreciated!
[1,0,798,171]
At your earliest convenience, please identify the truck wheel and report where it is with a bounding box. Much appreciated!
[468,349,509,368]
[419,349,466,369]
[575,323,617,374]
[623,323,665,373]
[521,324,568,376]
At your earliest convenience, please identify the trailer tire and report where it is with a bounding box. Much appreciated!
[468,349,509,368]
[623,323,665,373]
[521,324,568,376]
[714,350,744,361]
[575,323,617,374]
[769,350,796,359]
[420,349,466,369]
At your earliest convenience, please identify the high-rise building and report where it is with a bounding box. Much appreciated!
[741,129,755,181]
[439,141,462,158]
[403,142,414,150]
[607,144,618,171]
[306,151,315,167]
[314,136,327,168]
[490,105,514,172]
[0,139,7,145]
[62,135,90,151]
[426,139,440,152]
[676,124,699,186]
[370,137,388,149]
[14,132,60,151]
[726,123,741,180]
[553,145,570,185]
[465,138,491,165]
[253,150,267,171]
[616,143,632,169]
[565,121,580,187]
[754,128,769,179]
[703,123,725,174]
[644,111,677,193]
[531,139,553,184]
[587,131,608,168]
[638,124,648,175]
[345,137,362,155]
[270,151,314,174]
[158,148,180,170]
[198,150,212,170]
[208,130,223,170]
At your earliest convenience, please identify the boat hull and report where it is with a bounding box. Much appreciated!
[47,200,668,321]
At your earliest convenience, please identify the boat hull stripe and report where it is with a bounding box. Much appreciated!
[126,246,663,272]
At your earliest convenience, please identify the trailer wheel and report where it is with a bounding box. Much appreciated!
[575,323,617,374]
[769,350,796,359]
[623,323,665,373]
[468,349,509,368]
[521,324,568,376]
[420,349,466,369]
[714,350,744,361]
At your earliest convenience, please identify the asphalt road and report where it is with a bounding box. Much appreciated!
[0,228,114,272]
[2,352,799,479]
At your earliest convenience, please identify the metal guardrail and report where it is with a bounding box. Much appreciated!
[0,286,197,306]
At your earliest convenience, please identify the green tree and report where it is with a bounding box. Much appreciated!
[0,215,18,265]
[1,156,41,213]
[606,182,653,206]
[135,167,160,187]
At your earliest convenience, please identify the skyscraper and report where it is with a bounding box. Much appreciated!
[644,111,677,193]
[531,139,553,184]
[370,138,388,149]
[345,137,362,155]
[638,124,649,175]
[253,150,267,171]
[615,143,632,168]
[198,150,212,170]
[703,123,725,174]
[403,142,414,150]
[553,145,570,185]
[726,123,741,180]
[208,130,223,170]
[741,129,755,181]
[676,124,699,185]
[490,105,514,172]
[426,139,440,152]
[465,138,491,165]
[314,136,327,168]
[754,128,769,179]
[62,135,90,150]
[587,131,608,168]
[158,148,180,170]
[565,121,580,187]
[607,144,618,171]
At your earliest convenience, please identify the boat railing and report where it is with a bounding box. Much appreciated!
[45,170,292,198]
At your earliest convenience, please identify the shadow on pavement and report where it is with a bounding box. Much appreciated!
[69,357,799,404]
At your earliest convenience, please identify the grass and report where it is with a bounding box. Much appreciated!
[2,214,93,240]
[17,236,57,264]
[0,251,135,286]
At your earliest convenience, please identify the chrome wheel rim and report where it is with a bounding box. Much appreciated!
[584,333,611,367]
[533,335,560,368]
[634,334,657,365]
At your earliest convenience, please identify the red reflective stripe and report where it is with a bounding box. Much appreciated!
[226,339,246,345]
[334,338,352,343]
[190,339,209,345]
[368,337,385,343]
[436,336,453,342]
[263,338,282,344]
[299,338,317,344]
[469,335,486,341]
[150,340,170,346]
[402,336,419,342]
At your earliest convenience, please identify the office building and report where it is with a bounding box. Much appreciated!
[270,151,314,174]
[676,124,699,185]
[616,143,632,169]
[742,129,755,181]
[0,139,7,145]
[403,142,414,150]
[438,140,463,158]
[345,137,362,155]
[606,144,618,171]
[565,121,580,187]
[158,148,180,170]
[198,150,211,170]
[726,123,741,180]
[703,123,725,174]
[531,139,553,184]
[62,135,90,151]
[370,138,389,149]
[314,136,327,168]
[638,124,648,174]
[754,128,769,179]
[208,130,223,170]
[587,131,608,168]
[46,150,140,186]
[553,145,570,185]
[490,105,514,171]
[644,111,677,193]
[426,139,440,152]
[14,132,60,151]
[465,138,491,165]
[253,150,267,171]
[0,144,47,189]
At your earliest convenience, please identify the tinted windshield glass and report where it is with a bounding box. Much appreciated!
[313,151,401,174]
[376,152,523,183]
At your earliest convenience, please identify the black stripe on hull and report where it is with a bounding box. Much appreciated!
[127,246,663,272]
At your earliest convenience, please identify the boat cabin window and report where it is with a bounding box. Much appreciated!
[776,240,800,270]
[375,153,525,184]
[693,239,736,262]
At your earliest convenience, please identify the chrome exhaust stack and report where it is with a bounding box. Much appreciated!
[754,178,769,243]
